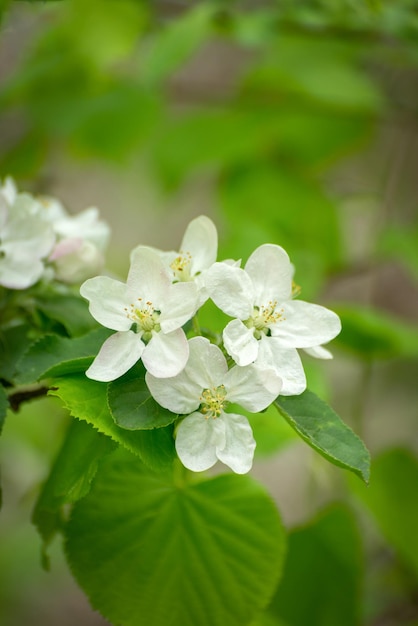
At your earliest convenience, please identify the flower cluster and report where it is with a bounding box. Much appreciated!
[81,215,341,475]
[0,177,110,289]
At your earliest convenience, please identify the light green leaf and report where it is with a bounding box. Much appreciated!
[15,327,112,384]
[333,305,418,359]
[351,447,418,579]
[274,390,370,483]
[108,363,178,430]
[65,450,286,626]
[140,4,215,85]
[32,419,116,568]
[268,504,363,626]
[49,374,176,471]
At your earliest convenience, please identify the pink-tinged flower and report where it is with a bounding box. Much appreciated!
[80,246,198,381]
[205,244,341,395]
[146,336,282,474]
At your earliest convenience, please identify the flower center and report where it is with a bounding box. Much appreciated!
[125,298,161,341]
[170,250,192,282]
[200,384,227,419]
[244,301,285,339]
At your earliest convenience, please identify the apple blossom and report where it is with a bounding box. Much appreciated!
[133,215,218,306]
[0,181,55,290]
[80,246,198,381]
[205,243,341,394]
[146,336,282,474]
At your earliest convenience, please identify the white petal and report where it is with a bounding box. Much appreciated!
[159,281,198,332]
[303,345,333,359]
[216,413,256,474]
[142,328,189,378]
[258,338,306,396]
[145,369,201,414]
[205,262,254,319]
[0,253,44,289]
[127,246,170,305]
[245,244,293,303]
[80,276,132,331]
[184,336,228,389]
[223,319,259,366]
[224,364,281,412]
[176,412,225,472]
[272,300,341,348]
[86,331,144,382]
[180,215,218,275]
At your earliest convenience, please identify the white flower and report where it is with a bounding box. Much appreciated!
[80,246,199,381]
[133,215,218,307]
[146,336,282,474]
[0,181,55,290]
[205,244,341,395]
[40,197,110,284]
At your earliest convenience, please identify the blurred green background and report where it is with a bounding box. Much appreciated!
[0,1,417,625]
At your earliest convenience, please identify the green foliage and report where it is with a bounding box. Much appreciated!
[0,383,7,436]
[333,305,418,360]
[49,374,176,471]
[32,418,116,568]
[65,448,286,626]
[266,504,363,626]
[352,448,418,579]
[275,390,370,483]
[15,327,112,384]
[108,362,178,430]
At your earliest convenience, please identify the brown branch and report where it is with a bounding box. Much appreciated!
[8,386,52,412]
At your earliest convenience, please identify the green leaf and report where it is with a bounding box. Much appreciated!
[15,327,112,384]
[34,292,97,337]
[274,390,370,483]
[267,504,363,626]
[65,450,286,626]
[0,384,8,436]
[0,323,32,384]
[32,419,116,568]
[333,305,418,359]
[49,374,176,471]
[140,4,215,86]
[108,362,178,430]
[351,447,418,579]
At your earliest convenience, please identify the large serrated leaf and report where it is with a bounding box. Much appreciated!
[15,327,112,384]
[49,374,176,471]
[274,390,370,483]
[108,362,178,430]
[65,450,286,626]
[32,419,116,568]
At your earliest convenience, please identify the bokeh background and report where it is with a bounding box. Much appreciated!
[0,1,417,625]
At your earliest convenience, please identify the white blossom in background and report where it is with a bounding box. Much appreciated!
[0,179,55,290]
[146,336,282,474]
[80,246,198,381]
[39,196,110,284]
[132,215,218,307]
[205,243,341,395]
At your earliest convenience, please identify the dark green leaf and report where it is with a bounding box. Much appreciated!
[35,292,97,337]
[108,362,178,430]
[15,327,112,384]
[275,390,370,483]
[0,323,32,384]
[351,447,418,579]
[49,374,176,471]
[0,384,8,436]
[32,419,116,568]
[268,504,363,626]
[65,449,286,626]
